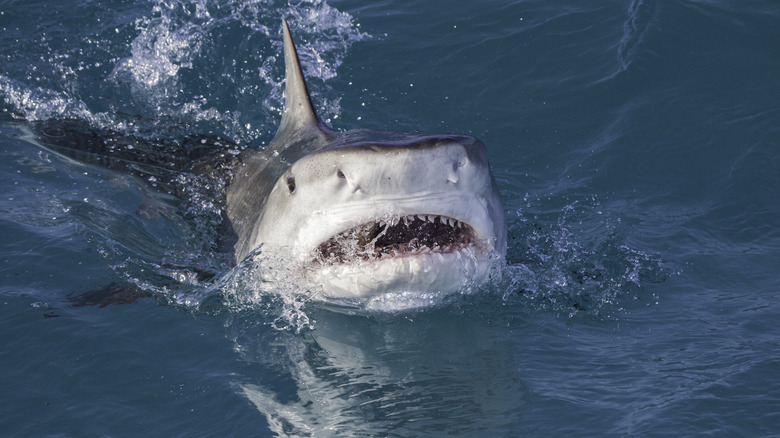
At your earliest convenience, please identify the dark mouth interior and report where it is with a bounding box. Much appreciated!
[315,215,476,264]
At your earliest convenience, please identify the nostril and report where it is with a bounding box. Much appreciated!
[286,175,296,194]
[448,161,460,184]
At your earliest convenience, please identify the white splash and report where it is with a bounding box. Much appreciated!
[3,0,368,145]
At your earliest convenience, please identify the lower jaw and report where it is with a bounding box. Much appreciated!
[308,249,493,299]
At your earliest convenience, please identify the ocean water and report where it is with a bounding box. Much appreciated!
[2,0,779,435]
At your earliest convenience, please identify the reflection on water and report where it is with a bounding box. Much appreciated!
[230,306,528,436]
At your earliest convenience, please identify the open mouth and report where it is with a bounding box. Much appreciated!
[315,215,477,264]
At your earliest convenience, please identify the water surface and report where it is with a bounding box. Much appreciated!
[2,0,779,435]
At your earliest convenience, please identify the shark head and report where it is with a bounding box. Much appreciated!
[227,20,505,298]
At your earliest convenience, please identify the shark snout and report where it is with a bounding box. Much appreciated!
[305,144,483,200]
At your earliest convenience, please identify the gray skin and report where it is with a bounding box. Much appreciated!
[226,21,505,297]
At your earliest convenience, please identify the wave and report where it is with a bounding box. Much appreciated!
[617,0,657,73]
[1,0,368,144]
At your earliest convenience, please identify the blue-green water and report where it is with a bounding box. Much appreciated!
[2,0,779,435]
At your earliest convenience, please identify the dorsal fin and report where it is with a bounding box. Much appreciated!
[272,19,332,147]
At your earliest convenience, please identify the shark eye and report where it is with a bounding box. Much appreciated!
[286,175,296,194]
[337,170,346,179]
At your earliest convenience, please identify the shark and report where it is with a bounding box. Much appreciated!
[226,20,505,297]
[20,20,506,299]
